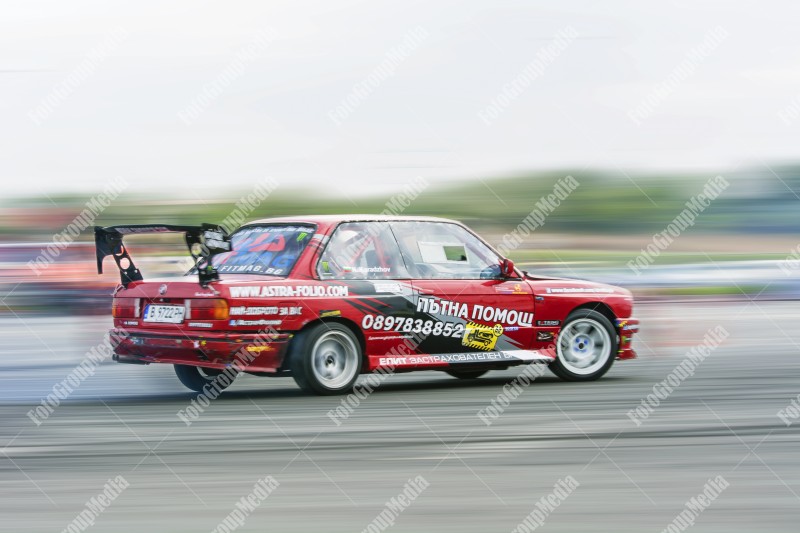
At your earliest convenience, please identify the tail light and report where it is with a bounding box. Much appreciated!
[112,298,140,318]
[188,299,229,320]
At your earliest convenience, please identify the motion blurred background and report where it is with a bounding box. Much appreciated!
[3,168,800,314]
[3,1,800,532]
[3,0,800,313]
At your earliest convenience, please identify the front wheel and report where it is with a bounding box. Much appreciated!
[289,323,362,395]
[174,365,236,393]
[549,309,617,381]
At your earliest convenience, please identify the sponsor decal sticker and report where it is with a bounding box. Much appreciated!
[342,266,391,274]
[116,226,172,234]
[362,314,466,338]
[369,334,415,341]
[416,296,533,327]
[229,319,282,326]
[378,350,546,366]
[319,309,342,318]
[537,331,555,342]
[537,320,560,327]
[495,283,527,294]
[194,291,217,297]
[229,285,348,298]
[230,306,302,316]
[462,321,503,351]
[188,322,213,328]
[373,282,405,294]
[501,349,552,361]
[545,287,614,294]
[219,265,287,275]
[230,306,278,316]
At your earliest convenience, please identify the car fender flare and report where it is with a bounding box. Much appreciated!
[566,301,619,337]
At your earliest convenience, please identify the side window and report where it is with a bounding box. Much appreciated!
[317,222,410,279]
[390,221,502,279]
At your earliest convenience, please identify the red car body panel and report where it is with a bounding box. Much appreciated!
[105,215,638,375]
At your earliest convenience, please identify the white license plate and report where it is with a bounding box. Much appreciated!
[143,304,185,324]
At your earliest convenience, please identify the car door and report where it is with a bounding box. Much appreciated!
[316,221,418,367]
[390,221,535,362]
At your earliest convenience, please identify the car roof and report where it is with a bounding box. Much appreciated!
[242,214,462,227]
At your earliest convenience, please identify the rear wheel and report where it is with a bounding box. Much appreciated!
[549,309,617,381]
[174,365,236,393]
[445,369,489,380]
[290,323,362,395]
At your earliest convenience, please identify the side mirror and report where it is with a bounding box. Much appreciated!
[500,258,516,278]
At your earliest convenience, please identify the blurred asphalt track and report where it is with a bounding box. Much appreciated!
[2,301,799,532]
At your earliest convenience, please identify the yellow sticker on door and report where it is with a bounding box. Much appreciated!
[462,322,503,351]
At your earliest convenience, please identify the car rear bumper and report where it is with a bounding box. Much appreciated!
[615,318,639,360]
[111,327,292,372]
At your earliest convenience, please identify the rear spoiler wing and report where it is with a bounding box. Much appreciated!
[94,224,232,288]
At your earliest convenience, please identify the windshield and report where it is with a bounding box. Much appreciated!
[208,224,314,277]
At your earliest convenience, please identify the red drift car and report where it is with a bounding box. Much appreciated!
[95,216,638,395]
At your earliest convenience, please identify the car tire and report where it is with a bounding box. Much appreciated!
[445,369,489,379]
[549,309,617,381]
[174,365,236,393]
[290,323,362,395]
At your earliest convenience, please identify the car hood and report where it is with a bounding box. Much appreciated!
[525,274,633,299]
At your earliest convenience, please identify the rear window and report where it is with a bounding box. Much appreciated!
[211,225,314,276]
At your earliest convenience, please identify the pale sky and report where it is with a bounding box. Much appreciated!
[2,0,799,199]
